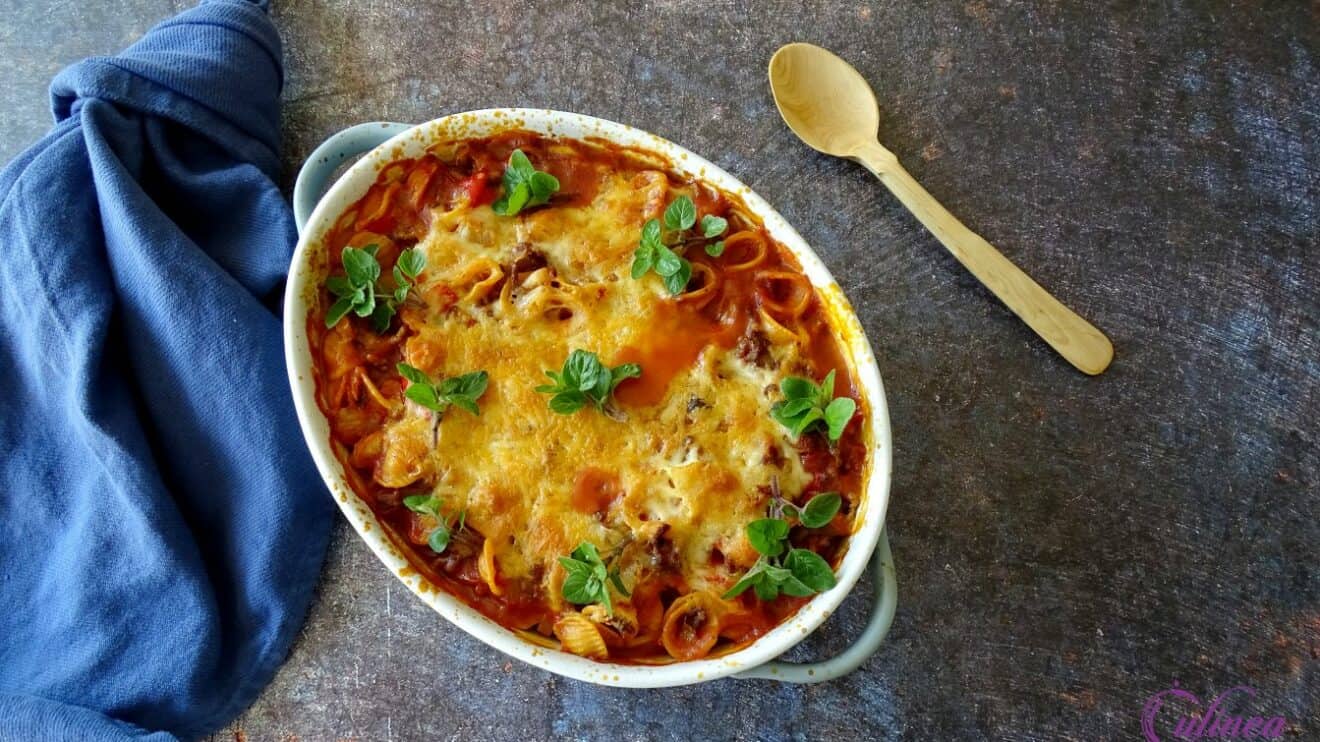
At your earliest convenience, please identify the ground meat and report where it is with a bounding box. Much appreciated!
[510,242,548,276]
[735,326,772,367]
[373,487,401,509]
[797,433,840,489]
[490,243,550,304]
[645,524,681,572]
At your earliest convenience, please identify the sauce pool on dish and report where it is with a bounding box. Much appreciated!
[307,131,869,663]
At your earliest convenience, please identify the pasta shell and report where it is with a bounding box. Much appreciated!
[478,538,504,596]
[583,602,640,646]
[660,590,729,661]
[554,613,609,660]
[373,417,434,488]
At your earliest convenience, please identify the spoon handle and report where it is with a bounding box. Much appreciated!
[851,140,1113,375]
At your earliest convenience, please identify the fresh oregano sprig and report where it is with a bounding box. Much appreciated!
[325,243,426,331]
[396,363,488,419]
[492,149,560,216]
[401,493,466,554]
[630,195,729,294]
[559,541,629,615]
[723,491,842,601]
[535,350,641,417]
[770,370,857,442]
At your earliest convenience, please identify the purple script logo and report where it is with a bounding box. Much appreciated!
[1141,682,1289,741]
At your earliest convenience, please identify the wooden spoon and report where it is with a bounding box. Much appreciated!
[768,42,1113,375]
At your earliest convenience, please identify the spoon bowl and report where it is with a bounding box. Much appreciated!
[768,43,1113,376]
[769,43,881,158]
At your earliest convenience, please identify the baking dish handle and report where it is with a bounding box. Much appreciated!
[734,528,896,683]
[293,122,413,235]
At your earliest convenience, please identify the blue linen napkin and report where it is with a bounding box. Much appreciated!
[0,1,333,739]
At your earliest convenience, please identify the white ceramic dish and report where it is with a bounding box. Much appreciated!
[284,109,894,687]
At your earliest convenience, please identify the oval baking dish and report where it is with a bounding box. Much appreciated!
[284,109,895,686]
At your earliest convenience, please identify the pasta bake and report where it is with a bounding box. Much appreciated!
[308,132,870,662]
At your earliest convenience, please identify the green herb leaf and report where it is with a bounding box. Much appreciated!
[491,149,559,216]
[641,218,662,246]
[558,556,593,578]
[746,518,790,557]
[783,548,836,592]
[770,371,857,442]
[397,363,430,385]
[820,369,836,402]
[722,565,760,599]
[655,246,683,277]
[780,376,817,401]
[447,395,479,417]
[324,244,418,331]
[559,541,625,614]
[726,487,845,603]
[631,243,656,278]
[401,494,452,553]
[508,149,533,175]
[397,363,487,419]
[549,391,587,415]
[561,570,600,605]
[632,201,724,293]
[700,214,727,238]
[753,575,781,601]
[664,195,697,231]
[824,397,857,441]
[538,351,641,417]
[529,171,560,204]
[608,569,631,597]
[325,295,355,328]
[722,563,765,599]
[405,382,443,411]
[397,247,426,279]
[570,542,602,565]
[779,573,816,597]
[447,370,490,400]
[799,492,842,528]
[353,281,376,318]
[427,523,451,553]
[369,301,395,332]
[495,182,530,216]
[565,350,605,392]
[662,259,691,294]
[325,275,353,297]
[609,363,642,392]
[402,493,440,516]
[774,397,815,419]
[342,246,380,285]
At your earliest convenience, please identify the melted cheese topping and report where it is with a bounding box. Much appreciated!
[378,167,809,597]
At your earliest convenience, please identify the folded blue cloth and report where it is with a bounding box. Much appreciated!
[0,1,333,739]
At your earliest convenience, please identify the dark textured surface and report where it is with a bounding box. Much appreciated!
[2,1,1317,739]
